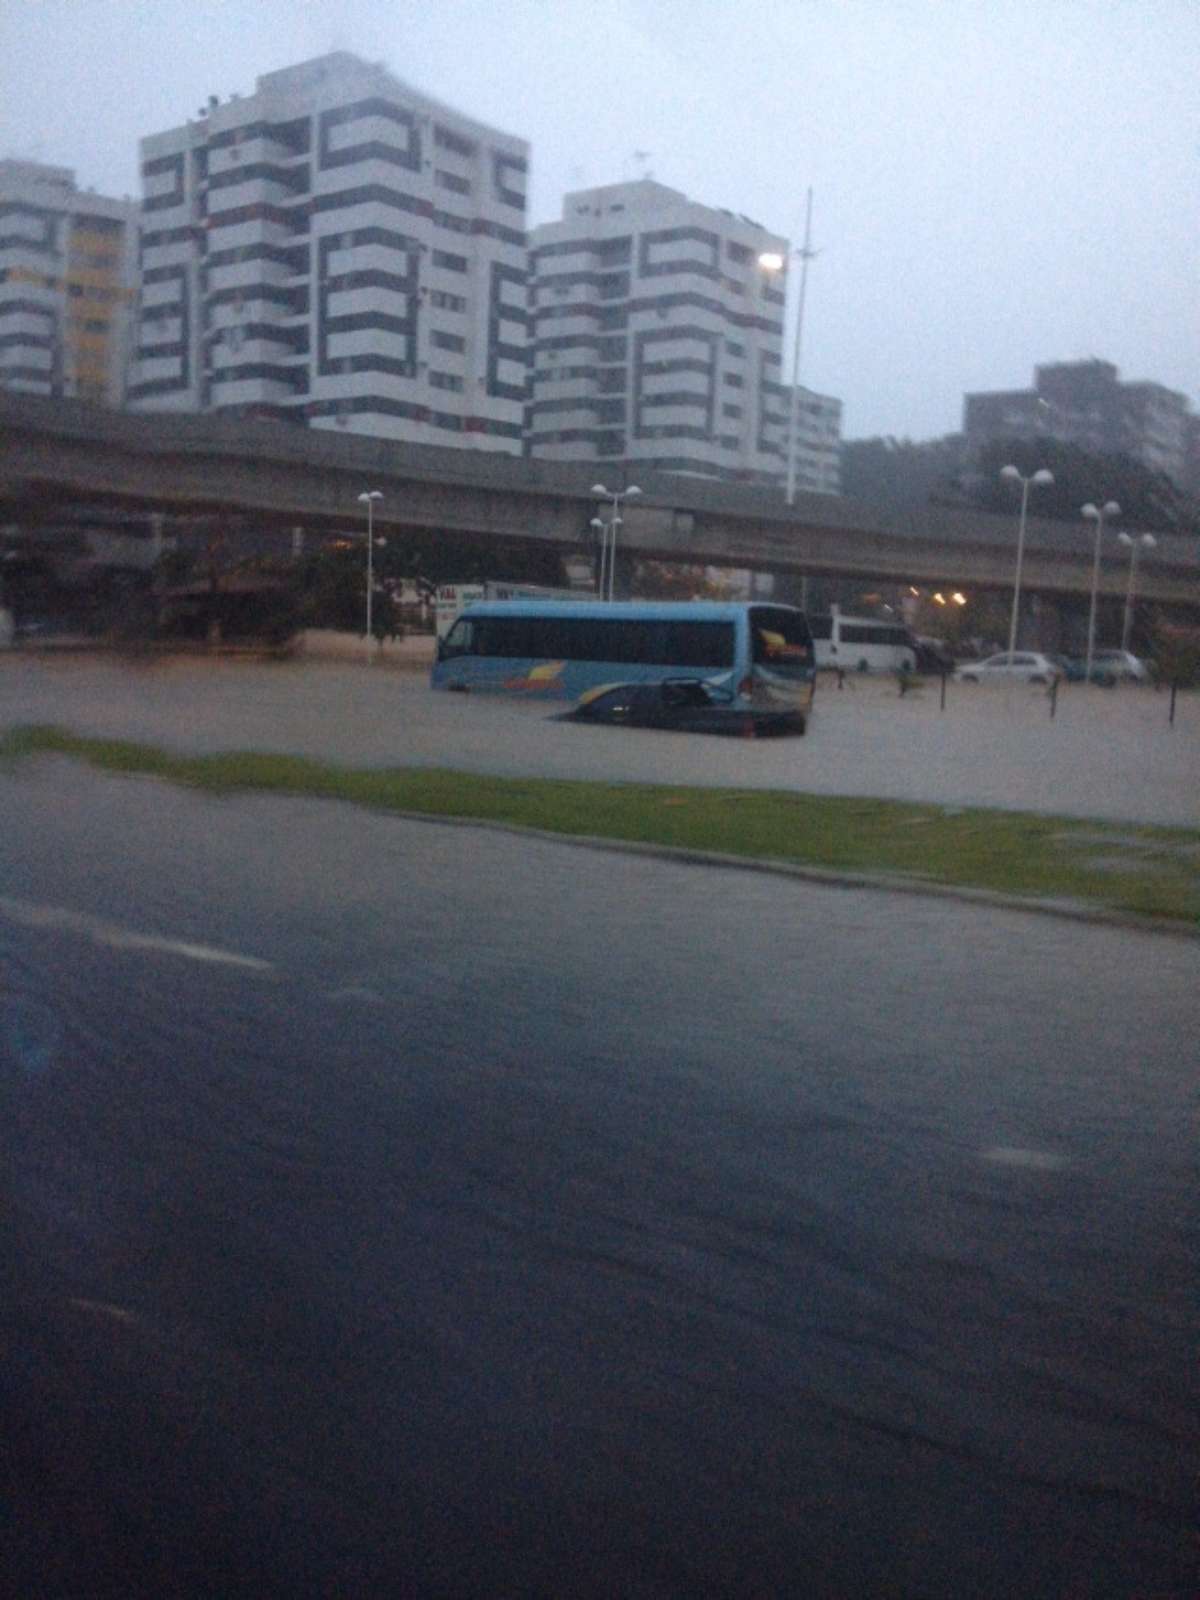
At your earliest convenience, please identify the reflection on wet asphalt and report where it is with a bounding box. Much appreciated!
[2,763,1198,1597]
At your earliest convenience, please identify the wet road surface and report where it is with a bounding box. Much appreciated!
[2,760,1198,1596]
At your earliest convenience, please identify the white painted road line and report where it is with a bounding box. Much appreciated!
[0,894,275,974]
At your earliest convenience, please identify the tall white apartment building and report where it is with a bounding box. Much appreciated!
[527,181,788,480]
[0,159,137,404]
[129,53,529,450]
[784,385,842,495]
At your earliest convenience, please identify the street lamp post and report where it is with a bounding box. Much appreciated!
[590,484,641,601]
[999,464,1053,655]
[1081,499,1121,683]
[1117,531,1156,653]
[589,514,619,599]
[357,490,383,658]
[757,187,817,508]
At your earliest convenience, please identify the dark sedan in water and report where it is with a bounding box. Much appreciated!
[564,678,807,737]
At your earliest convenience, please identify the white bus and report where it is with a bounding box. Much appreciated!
[434,581,584,639]
[807,607,916,674]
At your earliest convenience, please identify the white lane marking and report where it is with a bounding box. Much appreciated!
[979,1146,1068,1171]
[68,1298,136,1325]
[325,985,387,1005]
[0,894,274,973]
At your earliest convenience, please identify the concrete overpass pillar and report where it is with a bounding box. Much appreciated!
[1028,596,1064,653]
[610,547,636,600]
[771,571,808,609]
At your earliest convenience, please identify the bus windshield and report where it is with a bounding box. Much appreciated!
[751,606,814,678]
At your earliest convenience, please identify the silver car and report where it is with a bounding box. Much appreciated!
[1091,649,1150,682]
[954,651,1059,684]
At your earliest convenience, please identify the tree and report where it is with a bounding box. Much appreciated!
[1151,618,1200,686]
[971,438,1199,536]
[840,435,969,514]
[296,545,400,637]
[633,561,735,600]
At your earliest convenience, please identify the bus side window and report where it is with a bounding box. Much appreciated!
[441,618,474,659]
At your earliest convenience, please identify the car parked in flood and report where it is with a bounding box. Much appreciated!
[1091,649,1151,682]
[564,678,807,737]
[953,651,1060,684]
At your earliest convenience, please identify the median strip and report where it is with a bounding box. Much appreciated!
[3,724,1198,932]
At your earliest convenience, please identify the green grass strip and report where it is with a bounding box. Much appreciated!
[3,723,1199,927]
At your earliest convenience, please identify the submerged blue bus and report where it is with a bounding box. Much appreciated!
[430,600,816,721]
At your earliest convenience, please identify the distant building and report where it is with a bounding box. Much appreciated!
[963,359,1192,485]
[128,52,529,451]
[527,180,788,481]
[0,159,137,404]
[782,385,842,495]
[1184,415,1200,498]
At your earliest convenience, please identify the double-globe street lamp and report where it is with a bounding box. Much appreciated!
[590,483,641,602]
[1117,531,1156,654]
[1081,498,1121,683]
[357,490,383,659]
[999,464,1054,655]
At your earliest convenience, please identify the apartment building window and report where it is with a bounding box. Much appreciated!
[722,403,743,419]
[430,370,464,391]
[724,373,744,388]
[432,330,465,352]
[432,250,467,272]
[594,236,632,264]
[436,170,471,195]
[725,339,745,357]
[429,290,466,311]
[434,125,476,157]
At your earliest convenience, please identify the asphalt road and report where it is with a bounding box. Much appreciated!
[2,761,1198,1597]
[2,652,1197,824]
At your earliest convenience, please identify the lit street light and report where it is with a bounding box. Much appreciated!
[1081,499,1121,683]
[357,490,383,658]
[1117,531,1156,654]
[591,483,641,601]
[757,187,817,508]
[999,464,1054,656]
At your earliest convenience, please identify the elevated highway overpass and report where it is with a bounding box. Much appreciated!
[1,393,1197,612]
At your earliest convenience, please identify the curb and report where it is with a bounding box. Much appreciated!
[271,797,1200,944]
[7,741,1198,943]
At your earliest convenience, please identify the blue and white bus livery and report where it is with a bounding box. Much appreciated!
[431,600,816,731]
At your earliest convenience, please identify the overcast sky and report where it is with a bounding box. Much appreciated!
[2,0,1196,439]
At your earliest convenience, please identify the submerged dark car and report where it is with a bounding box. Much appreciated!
[564,678,807,737]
